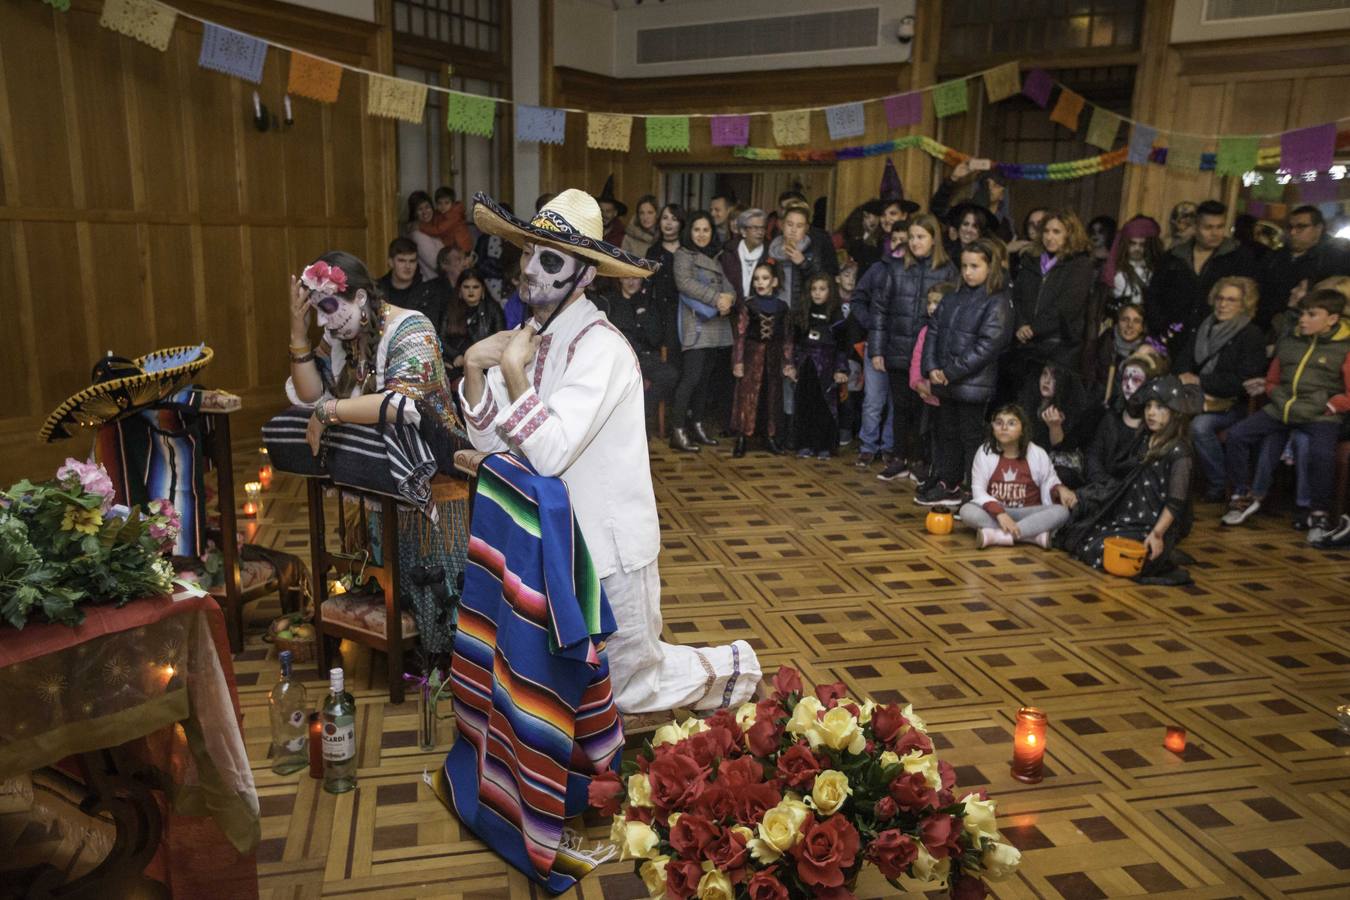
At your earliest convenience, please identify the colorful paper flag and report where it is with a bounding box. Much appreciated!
[198,23,267,84]
[447,92,496,137]
[99,0,176,51]
[1127,124,1157,165]
[825,103,866,140]
[1049,89,1085,131]
[1300,174,1338,204]
[1216,136,1260,176]
[515,105,566,144]
[1022,68,1053,108]
[646,116,690,152]
[1085,108,1122,150]
[1281,124,1336,174]
[1267,202,1288,221]
[882,92,922,129]
[932,79,968,118]
[1246,200,1267,218]
[772,110,810,147]
[1165,135,1204,170]
[367,74,427,124]
[287,53,342,103]
[587,113,632,151]
[44,0,71,11]
[1250,172,1284,201]
[710,115,750,147]
[983,62,1021,103]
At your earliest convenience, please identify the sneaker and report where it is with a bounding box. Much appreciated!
[855,451,875,468]
[879,452,896,468]
[1221,494,1261,526]
[877,460,911,481]
[796,448,813,459]
[1031,532,1052,550]
[1306,511,1333,544]
[1292,508,1311,531]
[816,450,832,460]
[977,528,1014,548]
[915,481,963,506]
[1316,514,1350,548]
[906,468,925,484]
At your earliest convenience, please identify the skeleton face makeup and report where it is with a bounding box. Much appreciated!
[316,289,367,340]
[1120,365,1146,400]
[520,242,594,307]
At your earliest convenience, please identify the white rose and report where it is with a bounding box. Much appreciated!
[808,770,853,816]
[857,698,876,725]
[680,717,709,737]
[911,845,951,883]
[879,750,901,769]
[696,866,734,900]
[639,855,670,898]
[628,773,653,808]
[615,819,660,861]
[960,792,1000,845]
[652,723,684,747]
[814,707,867,755]
[735,701,758,732]
[785,696,823,741]
[750,797,811,861]
[901,703,927,732]
[981,842,1022,880]
[901,748,942,791]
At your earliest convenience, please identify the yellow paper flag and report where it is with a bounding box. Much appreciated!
[99,0,177,52]
[367,74,427,124]
[772,110,810,147]
[982,62,1021,103]
[287,53,342,104]
[587,113,632,152]
[1085,107,1122,150]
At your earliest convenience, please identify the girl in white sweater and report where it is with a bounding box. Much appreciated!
[960,404,1078,548]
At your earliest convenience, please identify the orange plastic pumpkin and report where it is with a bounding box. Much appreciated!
[1103,536,1147,577]
[925,509,955,535]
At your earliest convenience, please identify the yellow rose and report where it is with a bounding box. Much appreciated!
[735,701,758,732]
[750,797,811,861]
[815,707,867,755]
[652,723,684,747]
[680,717,709,737]
[616,819,660,861]
[808,769,853,816]
[639,855,670,898]
[785,696,824,740]
[697,865,734,900]
[731,825,755,843]
[960,792,1000,845]
[980,842,1022,880]
[901,703,927,733]
[667,812,682,830]
[879,750,901,769]
[911,845,951,883]
[857,698,876,725]
[901,748,942,791]
[628,773,653,808]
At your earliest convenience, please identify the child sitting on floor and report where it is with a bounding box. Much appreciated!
[960,404,1077,549]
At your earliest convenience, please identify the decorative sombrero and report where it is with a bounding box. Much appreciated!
[39,344,214,442]
[471,189,659,279]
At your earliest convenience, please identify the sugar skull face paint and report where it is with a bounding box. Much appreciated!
[520,242,594,307]
[1120,364,1146,400]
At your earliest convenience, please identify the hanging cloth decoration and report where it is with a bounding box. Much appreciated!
[447,92,497,138]
[1085,108,1123,150]
[1165,134,1204,170]
[883,92,922,128]
[932,78,969,118]
[1250,172,1286,201]
[367,74,427,123]
[100,0,177,52]
[710,115,751,147]
[287,52,343,103]
[772,110,811,147]
[198,23,267,84]
[586,113,632,151]
[1215,136,1260,176]
[825,103,866,140]
[1127,124,1158,165]
[982,62,1021,103]
[516,105,566,145]
[1050,88,1085,131]
[1281,123,1336,173]
[646,115,690,152]
[1022,68,1053,108]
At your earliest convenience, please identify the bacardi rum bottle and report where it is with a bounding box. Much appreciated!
[321,667,357,793]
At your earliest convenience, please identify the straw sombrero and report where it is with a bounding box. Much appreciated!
[39,344,214,442]
[471,189,659,279]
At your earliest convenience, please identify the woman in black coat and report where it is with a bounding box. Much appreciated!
[440,268,505,381]
[1172,276,1268,501]
[1018,361,1100,488]
[644,203,687,353]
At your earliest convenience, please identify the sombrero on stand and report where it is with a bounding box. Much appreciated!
[39,344,214,442]
[471,189,660,279]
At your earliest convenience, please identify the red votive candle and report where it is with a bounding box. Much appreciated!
[308,712,324,778]
[1011,707,1048,783]
[259,465,274,489]
[1164,726,1187,753]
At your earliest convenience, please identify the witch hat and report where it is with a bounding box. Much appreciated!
[596,175,628,217]
[879,158,920,214]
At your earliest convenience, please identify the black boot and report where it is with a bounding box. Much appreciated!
[765,434,784,455]
[670,427,700,453]
[733,436,748,458]
[690,421,719,446]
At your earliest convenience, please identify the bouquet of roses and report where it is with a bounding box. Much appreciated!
[589,666,1021,899]
[0,459,179,629]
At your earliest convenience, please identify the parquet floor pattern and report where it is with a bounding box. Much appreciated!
[230,443,1350,899]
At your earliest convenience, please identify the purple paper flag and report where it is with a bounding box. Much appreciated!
[1300,174,1338,204]
[710,115,750,147]
[1246,200,1267,218]
[1281,124,1335,174]
[1022,68,1052,108]
[515,104,566,144]
[198,23,267,84]
[1128,124,1158,165]
[825,102,865,140]
[883,92,922,128]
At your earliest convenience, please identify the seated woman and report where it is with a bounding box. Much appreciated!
[1172,276,1268,502]
[1018,361,1099,488]
[441,268,506,384]
[959,403,1077,549]
[1093,304,1146,397]
[1058,376,1202,584]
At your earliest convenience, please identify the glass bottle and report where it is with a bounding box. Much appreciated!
[321,667,357,793]
[268,650,309,775]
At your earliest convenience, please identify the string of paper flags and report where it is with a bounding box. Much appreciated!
[74,0,1350,183]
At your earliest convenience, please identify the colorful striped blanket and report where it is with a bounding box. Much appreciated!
[436,453,624,893]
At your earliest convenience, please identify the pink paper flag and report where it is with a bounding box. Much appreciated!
[883,92,922,129]
[710,115,750,147]
[1281,124,1335,174]
[1023,68,1053,108]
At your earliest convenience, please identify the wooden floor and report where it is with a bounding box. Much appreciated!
[231,441,1350,899]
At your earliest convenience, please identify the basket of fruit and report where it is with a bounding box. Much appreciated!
[267,612,317,663]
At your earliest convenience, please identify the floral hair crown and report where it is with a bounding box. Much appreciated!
[301,261,348,297]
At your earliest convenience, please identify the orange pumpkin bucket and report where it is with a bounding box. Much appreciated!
[1103,536,1147,577]
[925,508,955,535]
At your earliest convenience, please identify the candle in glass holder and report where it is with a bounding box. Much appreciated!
[1164,726,1187,753]
[1010,706,1048,783]
[308,712,324,778]
[258,447,273,488]
[243,481,261,518]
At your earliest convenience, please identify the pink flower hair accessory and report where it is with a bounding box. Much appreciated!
[301,261,349,297]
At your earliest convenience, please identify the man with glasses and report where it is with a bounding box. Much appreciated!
[1257,205,1350,330]
[721,208,768,303]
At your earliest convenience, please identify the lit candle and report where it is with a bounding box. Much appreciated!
[243,481,261,518]
[1010,706,1048,783]
[259,448,273,488]
[1164,726,1187,753]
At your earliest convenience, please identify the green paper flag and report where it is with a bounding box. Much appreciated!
[447,93,496,138]
[932,79,968,119]
[1085,108,1122,150]
[646,116,690,153]
[1250,171,1285,202]
[1216,137,1260,176]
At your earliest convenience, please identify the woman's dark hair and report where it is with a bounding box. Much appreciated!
[634,194,658,222]
[751,258,783,292]
[681,210,720,258]
[1019,362,1086,446]
[961,239,1007,294]
[442,267,496,340]
[948,203,996,240]
[1021,207,1048,241]
[796,272,841,332]
[310,251,384,396]
[1143,398,1191,461]
[405,190,433,224]
[1088,215,1117,247]
[983,403,1032,458]
[658,202,686,239]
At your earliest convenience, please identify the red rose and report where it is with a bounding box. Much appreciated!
[648,752,707,811]
[874,796,898,821]
[665,857,704,900]
[687,726,738,768]
[895,727,935,756]
[669,813,720,859]
[866,828,919,879]
[628,805,654,824]
[694,782,738,821]
[921,813,962,860]
[938,759,957,791]
[772,666,803,698]
[704,708,743,742]
[871,704,907,746]
[951,875,989,900]
[814,681,848,706]
[890,770,938,812]
[718,754,764,786]
[776,742,825,790]
[586,769,623,816]
[732,781,783,825]
[746,867,789,900]
[747,717,784,757]
[707,827,750,876]
[792,813,861,890]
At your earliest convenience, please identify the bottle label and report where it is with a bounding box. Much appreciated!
[323,714,355,761]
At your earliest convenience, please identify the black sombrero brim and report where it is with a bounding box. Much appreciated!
[471,193,658,280]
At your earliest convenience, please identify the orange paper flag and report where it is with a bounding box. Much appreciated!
[1050,89,1085,132]
[287,53,343,104]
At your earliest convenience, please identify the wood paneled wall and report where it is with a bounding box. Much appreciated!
[0,0,396,483]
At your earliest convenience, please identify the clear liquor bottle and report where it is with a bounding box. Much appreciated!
[268,650,309,775]
[321,667,357,793]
